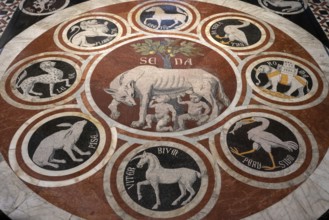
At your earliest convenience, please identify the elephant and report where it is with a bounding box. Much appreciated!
[254,64,310,97]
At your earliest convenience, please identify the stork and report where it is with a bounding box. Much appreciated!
[230,117,298,170]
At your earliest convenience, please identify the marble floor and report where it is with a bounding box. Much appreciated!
[1,0,329,219]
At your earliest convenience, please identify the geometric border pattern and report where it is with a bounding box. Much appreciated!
[0,0,19,39]
[309,0,329,41]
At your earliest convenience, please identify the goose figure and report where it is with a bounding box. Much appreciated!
[215,20,250,46]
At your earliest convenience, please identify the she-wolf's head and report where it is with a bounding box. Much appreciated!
[104,81,136,106]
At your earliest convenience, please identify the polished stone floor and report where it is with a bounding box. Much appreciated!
[1,0,329,219]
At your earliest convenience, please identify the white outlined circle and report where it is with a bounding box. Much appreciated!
[246,57,317,103]
[19,0,70,16]
[11,57,81,102]
[8,105,117,187]
[210,105,319,189]
[199,12,274,56]
[128,0,200,34]
[54,12,128,55]
[258,0,308,15]
[0,52,84,110]
[104,140,221,219]
[118,142,207,217]
[242,52,328,110]
[84,34,241,138]
[21,112,106,176]
[221,112,306,178]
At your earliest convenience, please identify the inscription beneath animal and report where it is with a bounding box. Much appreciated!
[15,61,74,98]
[125,167,136,190]
[88,134,99,149]
[230,117,299,171]
[254,63,310,97]
[69,19,117,47]
[158,147,178,157]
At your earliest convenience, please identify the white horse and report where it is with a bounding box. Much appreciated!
[144,6,188,29]
[132,151,201,209]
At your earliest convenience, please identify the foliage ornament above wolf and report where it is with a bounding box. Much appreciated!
[104,65,230,130]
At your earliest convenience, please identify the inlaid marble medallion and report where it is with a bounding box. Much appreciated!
[0,0,329,219]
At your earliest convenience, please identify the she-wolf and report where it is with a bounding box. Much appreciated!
[104,65,230,128]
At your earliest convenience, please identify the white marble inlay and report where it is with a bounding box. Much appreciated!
[0,153,82,219]
[0,52,85,110]
[200,12,274,55]
[243,52,329,109]
[8,104,117,187]
[246,149,329,220]
[210,104,319,189]
[127,0,201,35]
[0,0,328,218]
[84,34,241,138]
[221,112,306,178]
[104,140,221,219]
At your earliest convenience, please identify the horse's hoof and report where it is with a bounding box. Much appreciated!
[152,204,159,209]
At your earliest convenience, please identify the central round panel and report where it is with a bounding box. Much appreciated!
[87,36,238,136]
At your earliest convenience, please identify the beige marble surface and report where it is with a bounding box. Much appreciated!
[0,0,329,219]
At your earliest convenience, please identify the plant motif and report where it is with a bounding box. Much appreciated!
[131,38,203,69]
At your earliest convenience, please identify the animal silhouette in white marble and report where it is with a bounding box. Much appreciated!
[33,0,56,13]
[69,20,117,47]
[32,120,90,168]
[132,151,201,209]
[15,61,72,98]
[254,64,310,97]
[144,6,188,29]
[230,117,298,170]
[263,0,303,12]
[104,65,230,128]
[215,20,250,46]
